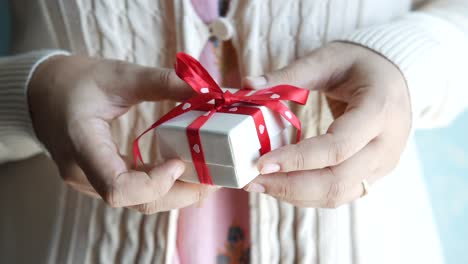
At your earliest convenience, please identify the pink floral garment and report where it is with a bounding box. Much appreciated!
[174,1,251,264]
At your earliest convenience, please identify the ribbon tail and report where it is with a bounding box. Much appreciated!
[132,125,157,167]
[132,94,214,168]
[296,129,302,144]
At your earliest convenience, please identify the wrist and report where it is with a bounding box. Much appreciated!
[28,54,70,136]
[28,54,68,104]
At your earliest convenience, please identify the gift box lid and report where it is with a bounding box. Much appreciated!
[155,103,292,168]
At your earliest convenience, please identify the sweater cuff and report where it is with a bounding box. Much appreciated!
[339,13,468,129]
[0,50,69,163]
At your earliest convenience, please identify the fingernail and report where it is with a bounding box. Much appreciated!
[246,76,267,87]
[245,183,265,193]
[260,163,280,174]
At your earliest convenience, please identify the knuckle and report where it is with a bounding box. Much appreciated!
[271,68,296,84]
[292,145,306,171]
[102,180,123,208]
[323,168,347,209]
[157,69,174,88]
[276,173,296,201]
[327,137,350,165]
[137,202,159,215]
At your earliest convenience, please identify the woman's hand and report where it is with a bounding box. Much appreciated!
[243,42,412,208]
[29,55,217,214]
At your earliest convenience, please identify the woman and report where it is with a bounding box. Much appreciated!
[1,0,467,263]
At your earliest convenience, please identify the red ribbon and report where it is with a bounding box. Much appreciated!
[133,52,309,185]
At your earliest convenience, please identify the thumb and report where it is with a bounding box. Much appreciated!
[242,47,347,90]
[131,67,196,102]
[103,59,195,103]
[70,117,187,207]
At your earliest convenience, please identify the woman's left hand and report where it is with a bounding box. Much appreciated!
[242,42,412,208]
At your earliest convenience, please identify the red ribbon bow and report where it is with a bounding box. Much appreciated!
[133,52,309,184]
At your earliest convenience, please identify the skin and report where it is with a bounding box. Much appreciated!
[243,42,412,209]
[28,41,410,213]
[28,55,218,214]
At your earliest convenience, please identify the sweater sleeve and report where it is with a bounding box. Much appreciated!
[0,50,68,164]
[340,0,468,129]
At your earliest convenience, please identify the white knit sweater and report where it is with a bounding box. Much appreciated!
[1,0,468,263]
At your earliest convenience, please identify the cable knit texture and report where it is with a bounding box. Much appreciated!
[2,0,468,263]
[0,50,67,163]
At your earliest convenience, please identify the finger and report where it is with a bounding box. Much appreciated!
[68,183,102,199]
[57,160,98,195]
[104,159,186,207]
[70,118,185,207]
[242,45,351,90]
[247,140,387,208]
[258,92,383,173]
[103,59,195,103]
[129,182,220,214]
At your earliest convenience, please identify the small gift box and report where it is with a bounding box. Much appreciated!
[156,93,293,188]
[133,53,309,188]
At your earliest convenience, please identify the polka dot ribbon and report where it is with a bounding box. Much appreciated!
[133,52,310,185]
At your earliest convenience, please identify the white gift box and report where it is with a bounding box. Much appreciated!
[156,94,294,188]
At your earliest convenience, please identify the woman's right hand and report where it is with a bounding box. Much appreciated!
[28,55,218,214]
